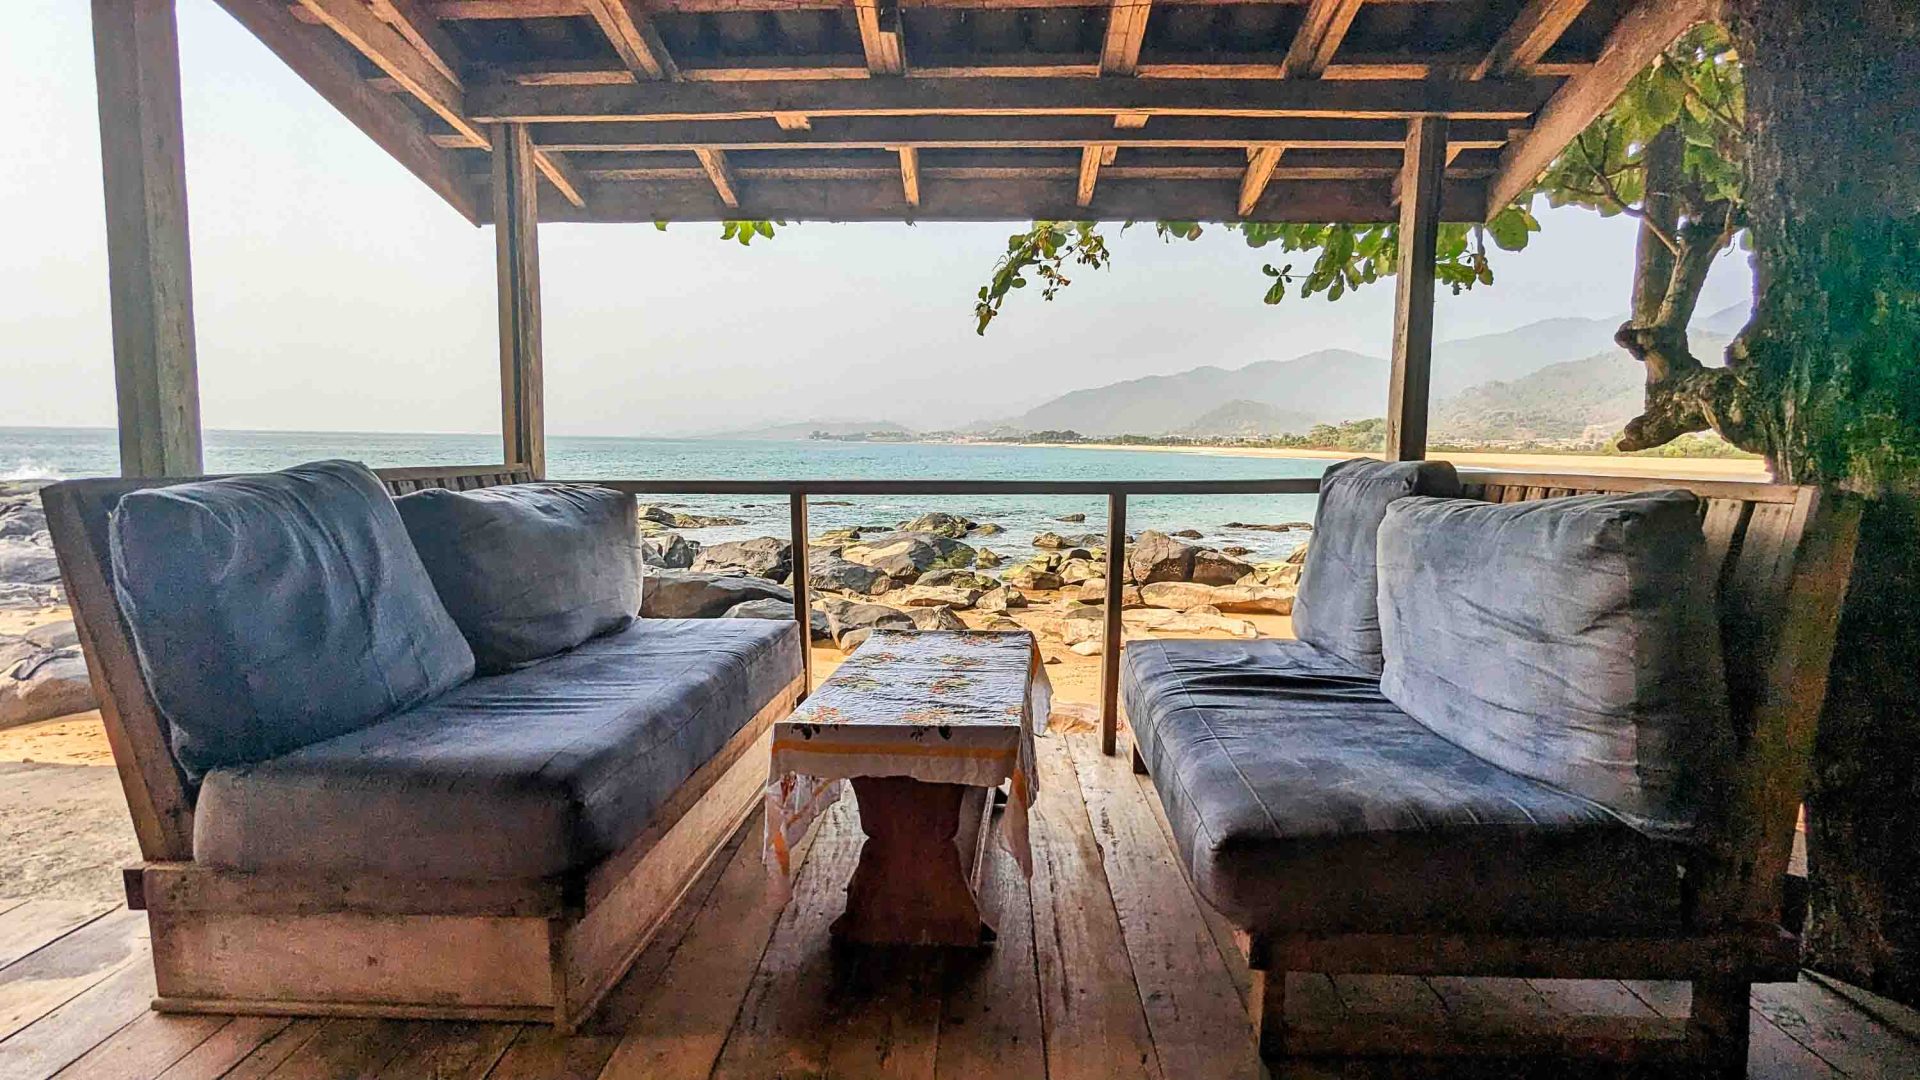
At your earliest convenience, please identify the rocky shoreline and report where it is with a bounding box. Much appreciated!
[1,482,94,731]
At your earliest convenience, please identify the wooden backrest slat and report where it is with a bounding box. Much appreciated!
[42,463,530,864]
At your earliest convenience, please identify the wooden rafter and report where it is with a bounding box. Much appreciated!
[1486,0,1708,213]
[579,0,679,81]
[1238,145,1285,215]
[694,148,741,207]
[855,0,907,75]
[1076,146,1102,206]
[897,147,920,206]
[1100,0,1151,76]
[1282,0,1367,78]
[1471,0,1594,79]
[466,78,1554,124]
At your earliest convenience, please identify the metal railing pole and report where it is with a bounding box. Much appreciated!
[789,492,812,697]
[1101,492,1126,756]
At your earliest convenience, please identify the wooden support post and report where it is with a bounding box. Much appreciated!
[789,492,813,696]
[1250,967,1288,1061]
[1384,115,1446,463]
[93,0,203,478]
[492,123,545,478]
[1101,492,1127,755]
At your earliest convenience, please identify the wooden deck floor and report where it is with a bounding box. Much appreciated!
[2,729,1917,1080]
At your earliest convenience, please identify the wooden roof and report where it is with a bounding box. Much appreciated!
[217,0,1707,224]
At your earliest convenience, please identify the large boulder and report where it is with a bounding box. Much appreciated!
[1060,606,1104,646]
[1073,579,1145,607]
[692,537,792,581]
[1001,563,1064,591]
[1055,513,1087,524]
[974,547,1004,568]
[1140,582,1296,615]
[841,533,976,581]
[976,585,1027,613]
[1191,549,1256,586]
[810,555,892,597]
[0,482,50,541]
[1137,582,1221,611]
[893,584,983,610]
[639,505,745,529]
[641,533,699,569]
[916,568,998,591]
[971,522,1005,537]
[1058,557,1100,585]
[898,512,974,539]
[1124,608,1257,638]
[1,621,96,729]
[0,537,60,586]
[723,597,831,641]
[822,601,915,650]
[1126,530,1198,585]
[908,606,968,632]
[641,570,791,619]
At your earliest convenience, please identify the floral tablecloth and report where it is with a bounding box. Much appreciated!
[765,629,1052,881]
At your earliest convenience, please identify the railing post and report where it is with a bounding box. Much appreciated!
[790,492,813,697]
[1101,492,1127,755]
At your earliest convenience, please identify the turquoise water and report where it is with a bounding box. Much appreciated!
[0,427,1326,561]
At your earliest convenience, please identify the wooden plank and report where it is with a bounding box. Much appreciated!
[136,863,565,919]
[693,148,741,206]
[823,948,943,1080]
[1487,0,1710,215]
[1067,733,1260,1079]
[1100,494,1125,755]
[481,1027,618,1080]
[47,1009,233,1079]
[1076,146,1102,206]
[0,903,114,973]
[1124,766,1256,1006]
[1281,0,1366,78]
[493,123,546,478]
[1751,976,1919,1077]
[1028,735,1159,1079]
[295,0,485,147]
[1383,114,1446,462]
[91,0,204,478]
[897,146,920,206]
[139,1017,294,1080]
[854,0,906,75]
[1526,978,1659,1019]
[1254,929,1801,981]
[1237,145,1283,215]
[591,477,1323,497]
[0,910,146,1044]
[1100,0,1151,76]
[786,497,813,693]
[703,799,863,1080]
[580,0,677,80]
[246,1018,425,1079]
[467,77,1556,124]
[0,959,158,1080]
[1472,0,1595,79]
[933,811,1047,1080]
[371,1020,519,1078]
[190,1019,321,1080]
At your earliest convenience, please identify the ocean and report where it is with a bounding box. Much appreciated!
[0,427,1326,561]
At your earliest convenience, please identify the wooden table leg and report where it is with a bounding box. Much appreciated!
[832,777,996,947]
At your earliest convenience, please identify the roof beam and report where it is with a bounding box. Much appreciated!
[526,115,1515,152]
[693,148,740,206]
[1485,0,1707,215]
[1238,145,1284,215]
[855,0,907,75]
[579,0,679,81]
[1282,0,1366,78]
[212,0,480,222]
[897,146,920,206]
[1472,0,1595,78]
[466,77,1555,123]
[1100,0,1151,76]
[1076,146,1102,205]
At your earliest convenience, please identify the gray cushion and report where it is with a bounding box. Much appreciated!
[1122,638,1686,933]
[1292,458,1460,673]
[108,461,473,781]
[1376,491,1733,840]
[395,483,641,673]
[192,617,802,879]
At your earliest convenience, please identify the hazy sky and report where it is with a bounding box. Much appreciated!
[3,0,1754,437]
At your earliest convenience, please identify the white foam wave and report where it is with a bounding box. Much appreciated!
[1,459,63,482]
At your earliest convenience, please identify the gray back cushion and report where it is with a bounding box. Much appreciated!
[109,460,474,780]
[1376,490,1733,839]
[1292,458,1461,673]
[396,483,641,673]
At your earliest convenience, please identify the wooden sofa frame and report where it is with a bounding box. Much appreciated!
[42,463,805,1031]
[1131,470,1863,1075]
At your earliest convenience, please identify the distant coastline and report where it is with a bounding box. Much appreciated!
[1020,441,1771,480]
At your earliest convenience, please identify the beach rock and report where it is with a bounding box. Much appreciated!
[1140,581,1296,615]
[1032,532,1070,550]
[1173,529,1204,539]
[916,569,998,592]
[842,533,976,581]
[1126,530,1198,585]
[970,522,1005,536]
[1069,640,1103,657]
[1184,604,1224,617]
[810,555,892,597]
[1072,580,1145,607]
[0,485,50,541]
[1138,582,1221,611]
[1062,548,1094,562]
[723,598,831,641]
[0,537,60,586]
[894,585,982,610]
[825,602,914,649]
[641,570,791,619]
[978,616,1025,632]
[1225,521,1313,533]
[1060,606,1104,646]
[1,621,97,729]
[0,584,62,611]
[975,586,1027,613]
[1058,558,1100,585]
[1222,545,1253,557]
[1001,564,1064,591]
[909,606,968,632]
[639,505,746,529]
[1191,549,1256,586]
[692,537,792,581]
[1054,513,1086,524]
[899,512,975,539]
[1285,543,1310,565]
[641,533,699,569]
[1243,561,1303,588]
[817,527,864,544]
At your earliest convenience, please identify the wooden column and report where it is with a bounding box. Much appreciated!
[1383,115,1447,462]
[1100,493,1127,755]
[493,123,545,478]
[789,493,813,696]
[92,0,203,478]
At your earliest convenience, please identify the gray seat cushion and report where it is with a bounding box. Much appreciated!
[1291,458,1460,673]
[108,460,473,781]
[1377,491,1733,841]
[193,617,802,879]
[1121,638,1686,934]
[395,483,642,673]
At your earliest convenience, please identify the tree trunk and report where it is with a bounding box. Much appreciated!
[1722,0,1920,1003]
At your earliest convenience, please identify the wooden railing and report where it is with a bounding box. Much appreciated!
[584,477,1325,755]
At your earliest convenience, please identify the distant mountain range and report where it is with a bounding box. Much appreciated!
[1431,332,1731,444]
[705,419,913,441]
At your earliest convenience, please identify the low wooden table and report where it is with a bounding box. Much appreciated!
[765,629,1049,948]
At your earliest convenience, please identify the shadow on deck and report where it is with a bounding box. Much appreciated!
[1,729,1915,1079]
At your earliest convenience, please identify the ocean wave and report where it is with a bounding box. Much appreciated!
[1,459,62,482]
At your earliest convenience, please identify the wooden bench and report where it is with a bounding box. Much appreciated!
[41,463,802,1030]
[1225,470,1862,1074]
